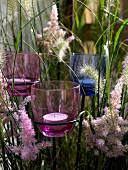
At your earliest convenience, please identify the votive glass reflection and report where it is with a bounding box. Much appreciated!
[3,51,40,96]
[70,53,106,96]
[31,81,80,137]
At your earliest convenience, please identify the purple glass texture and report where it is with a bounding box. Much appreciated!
[70,53,106,96]
[31,81,80,137]
[3,52,40,96]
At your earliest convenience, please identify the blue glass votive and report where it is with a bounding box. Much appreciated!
[70,53,106,96]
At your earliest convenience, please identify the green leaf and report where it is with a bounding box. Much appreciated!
[113,18,128,54]
[16,31,21,51]
[0,117,7,169]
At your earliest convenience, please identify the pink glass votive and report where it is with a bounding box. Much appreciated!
[31,81,80,137]
[3,51,40,96]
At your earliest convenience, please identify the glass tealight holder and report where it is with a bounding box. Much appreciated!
[31,81,80,137]
[70,53,106,96]
[3,51,40,96]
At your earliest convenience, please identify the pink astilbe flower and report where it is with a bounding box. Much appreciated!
[9,109,52,161]
[37,141,52,149]
[122,56,128,116]
[83,113,128,157]
[110,76,124,112]
[122,56,128,88]
[19,96,31,110]
[36,3,74,62]
[83,60,128,157]
[18,110,39,161]
[50,3,58,21]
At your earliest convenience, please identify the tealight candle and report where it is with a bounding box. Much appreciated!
[43,112,68,132]
[7,78,32,96]
[43,112,68,123]
[9,78,31,84]
[79,78,95,86]
[79,78,96,96]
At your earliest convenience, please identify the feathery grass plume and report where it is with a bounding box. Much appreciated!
[57,41,69,62]
[7,0,18,20]
[36,3,74,61]
[0,37,5,69]
[55,36,74,62]
[23,0,33,19]
[79,64,104,95]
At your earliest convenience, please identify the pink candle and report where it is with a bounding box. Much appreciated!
[43,112,68,123]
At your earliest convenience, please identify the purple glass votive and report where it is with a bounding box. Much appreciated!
[3,51,40,96]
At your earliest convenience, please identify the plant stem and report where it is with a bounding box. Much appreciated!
[52,138,56,170]
[0,118,7,170]
[75,95,85,170]
[19,0,22,51]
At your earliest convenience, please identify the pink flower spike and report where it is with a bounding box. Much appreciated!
[18,110,39,161]
[50,4,58,21]
[67,35,75,43]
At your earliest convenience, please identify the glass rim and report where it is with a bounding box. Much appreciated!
[31,80,80,92]
[2,51,41,56]
[70,53,106,57]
